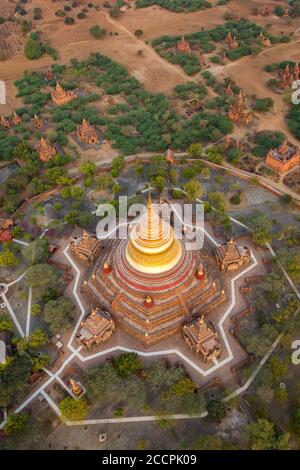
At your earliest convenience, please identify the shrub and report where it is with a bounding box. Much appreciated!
[24,38,43,60]
[114,353,143,377]
[64,16,75,25]
[89,25,106,38]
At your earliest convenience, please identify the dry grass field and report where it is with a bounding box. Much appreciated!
[0,0,299,140]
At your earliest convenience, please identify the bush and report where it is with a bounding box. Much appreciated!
[207,399,227,421]
[89,25,106,38]
[64,16,75,25]
[253,97,274,113]
[4,413,28,436]
[59,397,88,421]
[135,29,144,38]
[33,7,42,20]
[55,9,66,17]
[24,38,43,60]
[114,353,143,377]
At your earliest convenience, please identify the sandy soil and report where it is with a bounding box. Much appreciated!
[213,39,300,144]
[0,1,299,142]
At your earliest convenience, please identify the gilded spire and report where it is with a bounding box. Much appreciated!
[125,193,182,274]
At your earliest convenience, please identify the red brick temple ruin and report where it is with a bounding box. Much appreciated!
[33,114,43,129]
[77,119,99,145]
[227,90,253,125]
[177,36,191,53]
[51,82,76,106]
[278,63,299,90]
[36,137,57,162]
[0,115,10,129]
[12,112,22,126]
[225,83,234,96]
[225,32,239,50]
[266,140,300,173]
[258,32,271,47]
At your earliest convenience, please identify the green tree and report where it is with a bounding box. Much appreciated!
[24,38,43,60]
[291,407,300,435]
[3,413,28,436]
[183,180,203,202]
[79,161,96,177]
[248,210,274,246]
[206,146,223,163]
[270,357,288,384]
[59,397,88,421]
[188,143,203,158]
[208,191,228,212]
[162,378,195,400]
[193,435,226,450]
[152,175,166,193]
[207,399,227,421]
[0,313,14,332]
[85,362,122,403]
[22,239,49,265]
[0,249,19,267]
[89,25,107,39]
[28,328,48,349]
[31,353,50,372]
[96,173,113,191]
[111,155,125,177]
[25,264,58,288]
[0,354,32,407]
[247,418,290,450]
[43,297,74,334]
[114,352,143,378]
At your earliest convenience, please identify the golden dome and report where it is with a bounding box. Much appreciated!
[125,193,182,274]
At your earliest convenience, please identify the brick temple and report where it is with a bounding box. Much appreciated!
[225,32,239,50]
[85,194,226,346]
[70,230,102,265]
[228,90,253,125]
[177,36,191,53]
[278,63,299,90]
[76,307,115,349]
[33,114,43,129]
[12,112,22,126]
[0,115,10,129]
[36,137,57,162]
[216,239,250,272]
[77,119,99,145]
[182,315,221,362]
[266,140,300,173]
[51,82,76,106]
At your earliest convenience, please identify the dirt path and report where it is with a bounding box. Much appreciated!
[102,11,189,83]
[212,39,300,144]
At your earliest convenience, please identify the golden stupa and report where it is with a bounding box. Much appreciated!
[125,192,182,274]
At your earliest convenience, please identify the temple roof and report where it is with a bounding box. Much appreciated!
[71,230,101,255]
[183,316,219,356]
[216,239,243,265]
[79,308,114,339]
[54,82,66,96]
[270,140,299,162]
